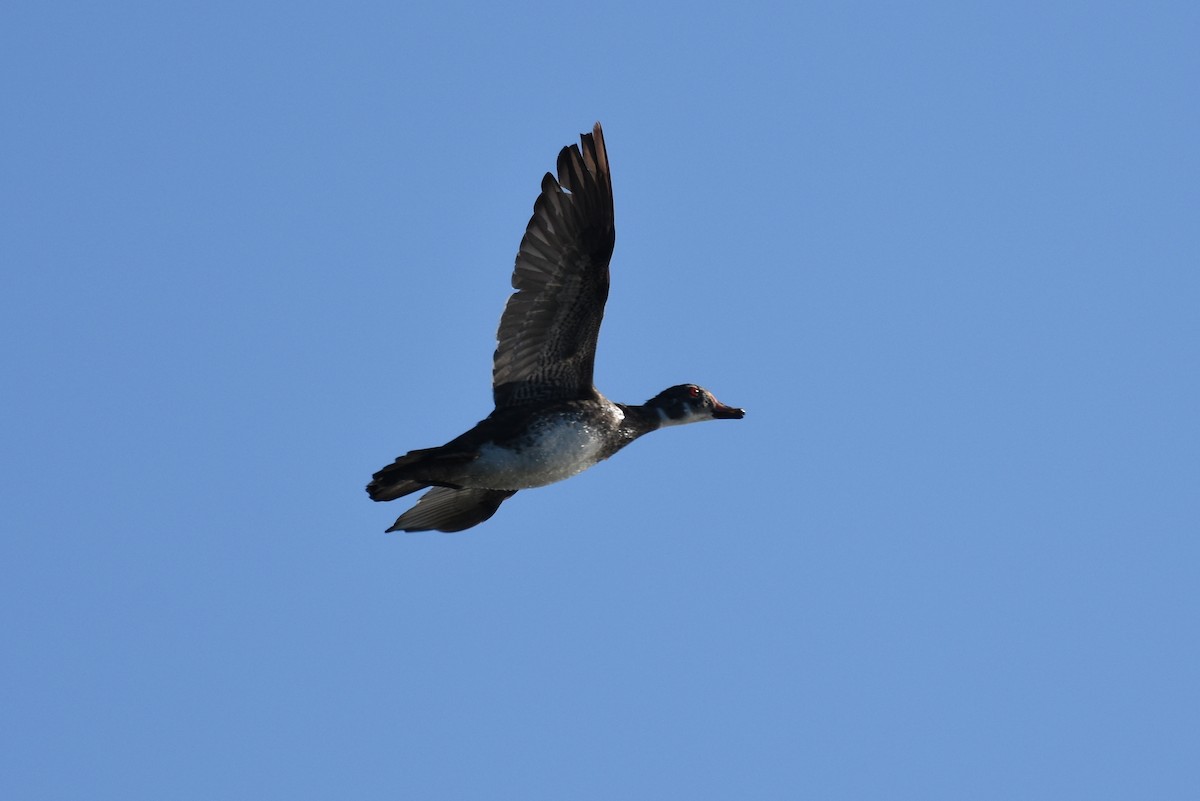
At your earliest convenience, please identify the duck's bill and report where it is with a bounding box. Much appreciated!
[713,402,746,420]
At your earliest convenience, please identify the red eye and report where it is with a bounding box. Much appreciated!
[688,386,700,398]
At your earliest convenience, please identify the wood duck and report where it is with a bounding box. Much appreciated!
[367,123,744,532]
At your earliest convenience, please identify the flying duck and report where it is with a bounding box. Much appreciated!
[367,123,744,532]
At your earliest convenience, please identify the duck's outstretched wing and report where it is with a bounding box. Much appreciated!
[492,123,615,409]
[386,487,518,533]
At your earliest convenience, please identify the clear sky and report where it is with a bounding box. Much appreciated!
[3,1,1198,799]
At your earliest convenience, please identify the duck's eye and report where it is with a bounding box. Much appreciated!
[687,385,700,398]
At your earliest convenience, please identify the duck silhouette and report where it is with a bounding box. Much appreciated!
[367,123,744,532]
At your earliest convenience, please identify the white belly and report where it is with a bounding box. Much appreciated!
[471,410,621,490]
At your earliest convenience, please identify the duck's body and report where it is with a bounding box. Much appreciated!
[379,398,636,496]
[368,124,743,532]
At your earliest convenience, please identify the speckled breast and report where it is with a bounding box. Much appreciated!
[470,407,625,490]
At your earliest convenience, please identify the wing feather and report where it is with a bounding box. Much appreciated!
[386,487,517,533]
[492,123,615,408]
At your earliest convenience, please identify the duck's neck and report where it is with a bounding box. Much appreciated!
[616,402,667,440]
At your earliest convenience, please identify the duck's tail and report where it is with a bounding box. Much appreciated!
[366,447,479,501]
[367,448,514,532]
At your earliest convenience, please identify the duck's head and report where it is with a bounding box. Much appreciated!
[645,384,745,427]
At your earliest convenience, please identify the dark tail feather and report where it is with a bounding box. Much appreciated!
[365,448,441,501]
[366,446,479,501]
[366,476,428,502]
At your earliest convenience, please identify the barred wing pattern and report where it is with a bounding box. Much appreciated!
[491,123,615,408]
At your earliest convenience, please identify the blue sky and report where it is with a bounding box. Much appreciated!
[3,1,1198,798]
